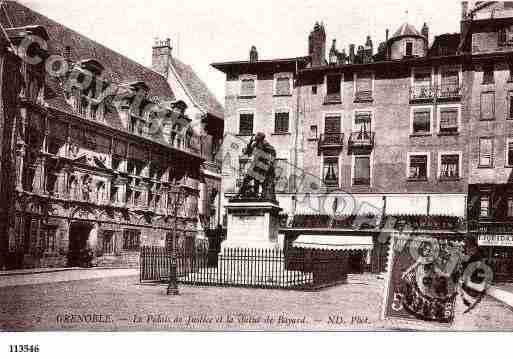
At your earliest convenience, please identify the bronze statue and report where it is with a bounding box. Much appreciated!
[237,132,276,201]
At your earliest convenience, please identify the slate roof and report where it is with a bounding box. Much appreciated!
[171,57,224,120]
[429,33,461,57]
[391,22,423,39]
[0,1,214,157]
[0,1,176,104]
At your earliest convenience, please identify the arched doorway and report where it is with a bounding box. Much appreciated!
[68,222,93,267]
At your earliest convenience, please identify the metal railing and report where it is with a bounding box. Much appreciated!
[349,131,375,148]
[319,133,344,147]
[140,246,349,290]
[410,84,462,101]
[323,93,342,104]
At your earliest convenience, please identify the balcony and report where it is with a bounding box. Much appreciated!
[409,84,462,102]
[437,84,462,100]
[410,85,435,102]
[354,91,373,103]
[323,93,342,105]
[318,133,344,154]
[323,177,339,188]
[349,130,375,151]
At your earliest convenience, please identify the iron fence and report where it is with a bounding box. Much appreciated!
[139,246,348,290]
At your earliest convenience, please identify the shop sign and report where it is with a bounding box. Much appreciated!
[478,233,513,247]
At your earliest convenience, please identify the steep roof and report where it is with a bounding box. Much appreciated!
[391,22,423,39]
[429,33,461,57]
[171,57,224,120]
[0,1,175,103]
[0,1,208,158]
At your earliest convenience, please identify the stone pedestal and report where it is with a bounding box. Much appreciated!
[221,200,282,251]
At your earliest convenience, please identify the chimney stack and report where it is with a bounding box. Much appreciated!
[349,44,355,64]
[421,23,429,43]
[329,39,338,65]
[461,1,469,20]
[152,37,172,78]
[308,22,326,67]
[250,46,258,62]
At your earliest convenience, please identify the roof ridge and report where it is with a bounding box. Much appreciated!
[4,1,168,86]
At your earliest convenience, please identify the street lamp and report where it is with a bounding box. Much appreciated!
[167,183,187,296]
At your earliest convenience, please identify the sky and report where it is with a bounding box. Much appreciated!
[18,0,465,105]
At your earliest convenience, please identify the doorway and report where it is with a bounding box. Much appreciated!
[68,222,93,267]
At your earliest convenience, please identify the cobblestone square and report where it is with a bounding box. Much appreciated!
[1,271,512,331]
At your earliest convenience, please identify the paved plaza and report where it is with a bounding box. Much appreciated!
[0,270,512,331]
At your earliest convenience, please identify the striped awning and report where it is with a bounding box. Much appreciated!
[292,235,373,251]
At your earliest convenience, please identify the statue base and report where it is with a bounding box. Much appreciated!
[221,199,282,252]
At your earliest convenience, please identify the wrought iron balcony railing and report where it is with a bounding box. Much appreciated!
[323,93,342,104]
[354,90,373,102]
[323,177,339,187]
[349,131,375,150]
[319,133,344,147]
[437,84,462,99]
[410,84,462,102]
[410,85,435,101]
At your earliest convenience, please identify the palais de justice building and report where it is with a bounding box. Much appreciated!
[0,1,224,269]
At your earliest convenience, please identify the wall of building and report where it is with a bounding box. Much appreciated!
[299,65,469,195]
[469,61,513,184]
[222,70,299,196]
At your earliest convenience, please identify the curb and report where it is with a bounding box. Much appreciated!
[0,267,137,277]
[0,268,81,277]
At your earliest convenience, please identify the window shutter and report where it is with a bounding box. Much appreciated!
[276,77,290,95]
[274,112,289,133]
[239,114,254,135]
[356,73,372,93]
[509,94,513,118]
[413,110,430,133]
[481,92,495,120]
[241,79,255,96]
[354,156,370,183]
[479,138,493,167]
[326,75,341,94]
[440,109,458,130]
[508,142,513,166]
[324,116,341,133]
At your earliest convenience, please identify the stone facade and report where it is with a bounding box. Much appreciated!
[0,2,223,270]
[214,17,469,221]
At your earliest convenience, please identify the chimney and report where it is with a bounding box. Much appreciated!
[385,29,390,59]
[308,22,326,67]
[356,45,364,64]
[461,1,469,20]
[152,37,172,78]
[349,44,355,64]
[364,35,373,63]
[421,23,429,43]
[249,46,258,62]
[329,39,338,65]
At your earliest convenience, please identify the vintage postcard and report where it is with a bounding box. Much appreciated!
[2,0,513,345]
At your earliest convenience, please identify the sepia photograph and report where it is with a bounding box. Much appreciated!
[1,0,513,345]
